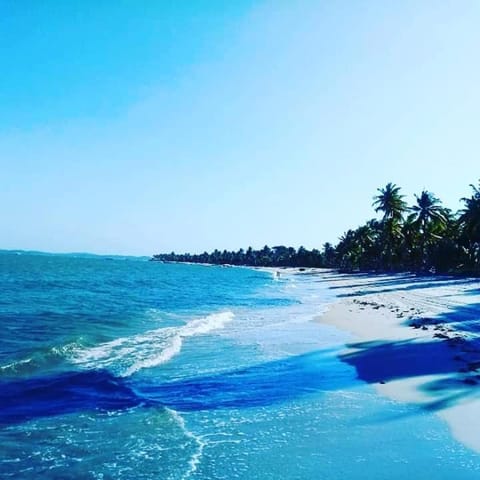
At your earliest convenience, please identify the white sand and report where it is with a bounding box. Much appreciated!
[314,271,480,452]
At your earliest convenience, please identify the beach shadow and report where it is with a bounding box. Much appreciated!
[319,272,381,282]
[340,336,480,412]
[463,285,480,295]
[436,303,480,334]
[403,302,480,334]
[328,274,422,290]
[341,339,456,382]
[420,376,480,410]
[336,277,480,298]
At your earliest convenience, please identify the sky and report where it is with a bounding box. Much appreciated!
[1,0,479,256]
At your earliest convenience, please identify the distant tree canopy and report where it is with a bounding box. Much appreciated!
[152,244,326,268]
[152,181,480,275]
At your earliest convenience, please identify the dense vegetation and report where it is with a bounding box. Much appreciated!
[152,245,327,268]
[152,181,480,274]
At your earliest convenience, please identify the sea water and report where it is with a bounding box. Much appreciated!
[1,252,480,479]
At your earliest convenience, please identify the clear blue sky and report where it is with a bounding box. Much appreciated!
[1,1,479,255]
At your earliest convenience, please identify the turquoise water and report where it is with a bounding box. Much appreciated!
[1,252,480,479]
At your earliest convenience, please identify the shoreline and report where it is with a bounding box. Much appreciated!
[315,271,480,453]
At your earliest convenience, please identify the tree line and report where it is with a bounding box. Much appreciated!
[334,181,480,274]
[152,181,480,274]
[152,244,326,268]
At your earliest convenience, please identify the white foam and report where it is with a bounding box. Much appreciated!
[182,311,234,336]
[70,311,234,376]
[0,357,32,373]
[122,335,183,377]
[166,407,206,480]
[0,340,85,375]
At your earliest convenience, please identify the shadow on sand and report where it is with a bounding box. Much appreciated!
[341,334,480,412]
[336,270,480,412]
[308,271,480,413]
[336,277,480,298]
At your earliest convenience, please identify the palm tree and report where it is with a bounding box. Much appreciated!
[401,213,421,269]
[354,221,381,270]
[336,229,361,271]
[459,181,480,271]
[373,182,408,222]
[430,209,464,273]
[322,242,336,267]
[372,183,407,269]
[410,190,446,269]
[334,220,381,271]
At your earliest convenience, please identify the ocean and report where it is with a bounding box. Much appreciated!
[1,252,480,479]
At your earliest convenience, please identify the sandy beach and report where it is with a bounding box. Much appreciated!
[316,271,480,452]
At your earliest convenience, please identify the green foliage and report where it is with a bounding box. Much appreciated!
[372,182,407,222]
[152,180,480,275]
[152,245,326,268]
[410,190,447,269]
[337,181,480,274]
[371,183,408,269]
[458,182,480,270]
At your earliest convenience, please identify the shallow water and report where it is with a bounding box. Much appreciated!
[1,253,480,479]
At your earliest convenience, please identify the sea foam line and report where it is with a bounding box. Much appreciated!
[70,311,234,377]
[165,407,206,480]
[0,341,85,376]
[0,357,33,373]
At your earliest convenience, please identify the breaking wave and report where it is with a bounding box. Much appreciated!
[70,311,234,377]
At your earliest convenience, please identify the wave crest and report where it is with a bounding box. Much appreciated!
[0,341,85,377]
[70,311,234,377]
